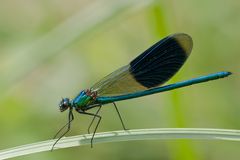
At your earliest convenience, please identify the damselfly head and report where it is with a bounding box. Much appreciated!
[59,98,71,112]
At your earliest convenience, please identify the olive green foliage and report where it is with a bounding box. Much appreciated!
[0,0,239,160]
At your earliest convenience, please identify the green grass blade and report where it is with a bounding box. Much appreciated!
[0,0,154,96]
[0,128,240,159]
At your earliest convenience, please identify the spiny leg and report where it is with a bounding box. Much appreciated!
[77,106,102,148]
[53,109,74,140]
[51,109,74,151]
[53,118,71,139]
[87,105,101,134]
[112,102,127,130]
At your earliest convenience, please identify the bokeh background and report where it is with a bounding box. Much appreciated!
[0,0,239,159]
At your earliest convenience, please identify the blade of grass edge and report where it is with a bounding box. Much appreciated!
[0,128,240,160]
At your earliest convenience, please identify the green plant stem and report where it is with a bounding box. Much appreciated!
[0,128,240,159]
[0,0,154,98]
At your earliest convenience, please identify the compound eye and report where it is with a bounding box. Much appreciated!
[63,101,68,106]
[59,98,70,112]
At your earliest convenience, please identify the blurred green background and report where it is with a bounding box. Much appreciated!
[0,0,239,159]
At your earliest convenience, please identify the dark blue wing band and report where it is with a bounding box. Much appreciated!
[130,33,192,88]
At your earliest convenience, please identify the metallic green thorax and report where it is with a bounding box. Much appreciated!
[72,90,97,110]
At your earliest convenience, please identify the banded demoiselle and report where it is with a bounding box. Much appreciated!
[52,33,231,150]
